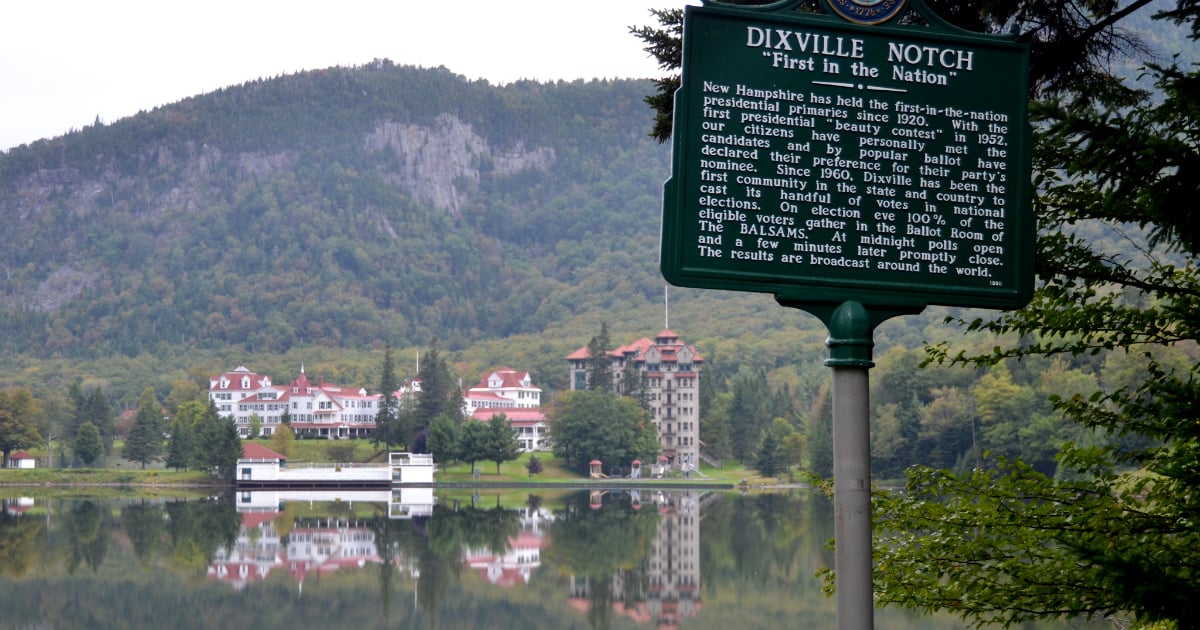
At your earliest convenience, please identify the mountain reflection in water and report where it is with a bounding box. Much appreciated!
[0,492,1094,629]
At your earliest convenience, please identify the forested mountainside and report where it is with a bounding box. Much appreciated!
[0,62,687,357]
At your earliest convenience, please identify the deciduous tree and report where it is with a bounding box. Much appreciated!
[269,422,296,459]
[549,390,658,475]
[0,388,41,468]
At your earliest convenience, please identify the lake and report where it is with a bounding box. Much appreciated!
[0,490,1099,629]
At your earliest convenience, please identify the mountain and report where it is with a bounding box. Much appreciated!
[0,63,676,354]
[0,62,869,402]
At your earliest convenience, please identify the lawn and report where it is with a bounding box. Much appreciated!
[0,467,223,490]
[5,438,794,490]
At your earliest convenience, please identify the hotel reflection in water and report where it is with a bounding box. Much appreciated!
[207,490,703,627]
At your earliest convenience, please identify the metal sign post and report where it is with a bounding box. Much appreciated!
[788,299,920,628]
[659,1,1032,627]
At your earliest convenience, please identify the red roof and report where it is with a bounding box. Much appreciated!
[470,408,546,425]
[565,346,592,360]
[473,367,536,389]
[242,443,285,460]
[10,451,34,460]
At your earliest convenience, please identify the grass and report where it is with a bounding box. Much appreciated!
[0,467,223,489]
[6,439,797,489]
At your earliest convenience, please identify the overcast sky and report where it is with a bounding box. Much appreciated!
[1,0,687,152]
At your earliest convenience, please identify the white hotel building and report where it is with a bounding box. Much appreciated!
[209,366,380,439]
[210,365,548,446]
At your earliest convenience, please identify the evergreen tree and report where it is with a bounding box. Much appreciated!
[122,387,165,468]
[74,421,103,466]
[700,391,733,462]
[193,401,241,480]
[585,323,613,391]
[621,365,651,410]
[807,383,833,478]
[426,413,461,470]
[69,386,116,458]
[459,420,488,474]
[165,415,195,471]
[166,400,205,471]
[481,413,522,474]
[526,454,544,477]
[754,428,787,479]
[756,418,799,479]
[83,388,116,455]
[373,344,402,448]
[412,340,461,446]
[727,369,771,462]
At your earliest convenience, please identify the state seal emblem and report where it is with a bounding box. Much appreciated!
[827,0,908,25]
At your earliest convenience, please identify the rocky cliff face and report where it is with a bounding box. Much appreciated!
[365,113,555,215]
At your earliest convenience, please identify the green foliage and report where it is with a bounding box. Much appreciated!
[875,460,1200,627]
[121,388,165,468]
[164,413,195,471]
[869,3,1200,628]
[479,413,521,474]
[458,420,488,473]
[74,422,103,466]
[268,422,295,459]
[585,323,613,391]
[68,385,116,458]
[548,390,659,474]
[409,340,461,444]
[525,454,543,477]
[324,440,357,463]
[727,369,774,462]
[0,67,672,361]
[246,413,262,440]
[426,414,461,469]
[807,383,833,477]
[753,417,801,477]
[0,388,41,466]
[191,402,241,480]
[373,345,402,448]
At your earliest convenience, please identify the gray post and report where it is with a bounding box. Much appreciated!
[774,299,921,630]
[823,301,877,630]
[833,364,873,630]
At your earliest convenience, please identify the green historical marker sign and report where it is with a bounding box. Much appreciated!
[661,0,1033,310]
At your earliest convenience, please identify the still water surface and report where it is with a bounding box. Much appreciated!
[0,490,1097,629]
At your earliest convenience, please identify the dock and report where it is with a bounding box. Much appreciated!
[235,446,434,489]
